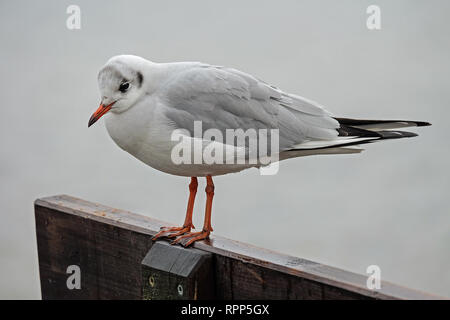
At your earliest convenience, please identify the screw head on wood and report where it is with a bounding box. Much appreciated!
[149,275,155,287]
[177,284,183,296]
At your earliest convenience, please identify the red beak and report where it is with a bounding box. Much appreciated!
[88,102,115,127]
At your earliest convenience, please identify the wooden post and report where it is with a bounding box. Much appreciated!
[141,241,214,299]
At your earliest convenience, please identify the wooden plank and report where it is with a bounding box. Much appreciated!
[34,195,442,300]
[35,204,153,299]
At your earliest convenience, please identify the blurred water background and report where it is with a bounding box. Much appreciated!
[0,0,449,298]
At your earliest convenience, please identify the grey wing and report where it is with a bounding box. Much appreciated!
[159,64,340,151]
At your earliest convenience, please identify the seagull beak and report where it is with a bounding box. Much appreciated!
[88,101,115,127]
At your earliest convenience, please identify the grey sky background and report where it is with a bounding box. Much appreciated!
[0,0,449,298]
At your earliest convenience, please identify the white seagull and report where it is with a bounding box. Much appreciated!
[88,55,430,247]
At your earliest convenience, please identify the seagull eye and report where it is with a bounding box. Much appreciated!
[119,82,130,93]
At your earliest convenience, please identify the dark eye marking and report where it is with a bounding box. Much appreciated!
[119,81,130,93]
[137,72,143,87]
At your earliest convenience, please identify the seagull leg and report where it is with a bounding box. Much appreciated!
[152,177,198,240]
[172,175,214,247]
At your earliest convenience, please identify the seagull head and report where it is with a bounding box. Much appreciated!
[88,55,148,127]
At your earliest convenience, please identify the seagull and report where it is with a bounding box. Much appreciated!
[88,55,430,247]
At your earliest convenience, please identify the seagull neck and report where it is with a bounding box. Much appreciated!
[143,62,197,95]
[141,62,181,95]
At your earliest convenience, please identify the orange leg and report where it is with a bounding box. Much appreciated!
[152,177,198,240]
[172,175,214,247]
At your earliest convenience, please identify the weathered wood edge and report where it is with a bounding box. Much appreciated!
[34,194,444,300]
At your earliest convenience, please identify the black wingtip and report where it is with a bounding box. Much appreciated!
[335,117,432,127]
[378,130,418,139]
[415,121,432,127]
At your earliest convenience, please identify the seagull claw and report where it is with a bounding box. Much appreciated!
[152,225,193,241]
[171,230,210,247]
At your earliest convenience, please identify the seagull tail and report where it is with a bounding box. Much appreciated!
[336,117,431,143]
[288,117,431,152]
[332,117,431,147]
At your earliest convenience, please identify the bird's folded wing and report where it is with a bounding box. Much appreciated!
[158,64,341,151]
